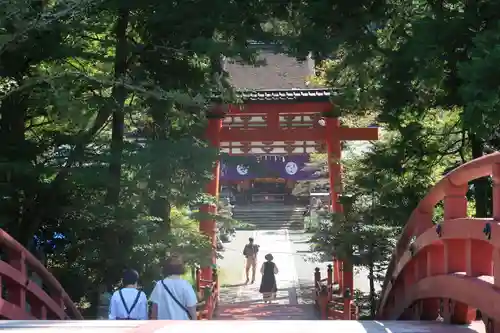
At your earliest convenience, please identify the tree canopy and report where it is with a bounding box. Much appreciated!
[280,0,500,317]
[2,0,499,318]
[0,0,299,315]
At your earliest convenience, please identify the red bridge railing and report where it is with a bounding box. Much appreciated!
[314,262,358,320]
[377,152,500,332]
[0,229,82,320]
[195,266,219,319]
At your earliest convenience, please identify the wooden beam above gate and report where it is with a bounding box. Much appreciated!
[219,127,379,142]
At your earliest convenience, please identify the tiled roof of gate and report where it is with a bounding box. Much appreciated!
[210,88,334,103]
[213,44,335,102]
[234,88,333,102]
[223,49,314,90]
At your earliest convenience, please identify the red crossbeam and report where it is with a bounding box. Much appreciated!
[227,102,331,114]
[220,127,378,142]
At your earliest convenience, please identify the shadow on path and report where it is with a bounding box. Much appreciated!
[216,303,318,320]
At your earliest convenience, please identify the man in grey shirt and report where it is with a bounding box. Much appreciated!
[243,237,260,284]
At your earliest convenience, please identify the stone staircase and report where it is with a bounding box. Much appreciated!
[233,203,307,230]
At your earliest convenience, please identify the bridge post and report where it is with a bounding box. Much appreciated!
[200,114,223,281]
[327,264,333,299]
[6,249,27,312]
[421,298,440,320]
[414,301,424,320]
[333,258,340,285]
[484,316,500,333]
[343,287,352,320]
[441,298,454,323]
[314,267,321,285]
[442,185,477,325]
[421,223,443,321]
[341,261,353,319]
[443,184,468,221]
[493,164,500,290]
[492,163,500,221]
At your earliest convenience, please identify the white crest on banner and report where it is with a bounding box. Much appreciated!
[285,162,299,175]
[236,164,249,175]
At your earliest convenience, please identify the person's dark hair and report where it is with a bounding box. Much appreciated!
[123,269,139,286]
[249,237,254,243]
[162,255,185,277]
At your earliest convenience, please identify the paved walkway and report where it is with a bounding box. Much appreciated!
[216,229,319,319]
[218,229,378,303]
[216,228,380,319]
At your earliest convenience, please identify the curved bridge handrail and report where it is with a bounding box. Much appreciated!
[378,152,500,314]
[0,229,82,319]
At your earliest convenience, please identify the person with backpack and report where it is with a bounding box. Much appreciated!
[149,255,198,320]
[243,237,260,284]
[108,269,148,320]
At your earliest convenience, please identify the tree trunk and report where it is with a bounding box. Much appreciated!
[95,9,130,318]
[148,102,172,234]
[469,133,489,217]
[368,255,376,318]
[105,8,130,208]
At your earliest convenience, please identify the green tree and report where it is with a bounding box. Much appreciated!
[3,0,358,317]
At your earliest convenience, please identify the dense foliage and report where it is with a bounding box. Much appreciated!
[0,0,295,316]
[294,0,500,317]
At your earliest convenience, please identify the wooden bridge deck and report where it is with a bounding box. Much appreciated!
[0,320,485,333]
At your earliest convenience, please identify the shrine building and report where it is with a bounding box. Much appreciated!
[218,44,329,205]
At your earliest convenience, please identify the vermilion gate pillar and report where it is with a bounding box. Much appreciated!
[200,114,223,281]
[325,115,354,319]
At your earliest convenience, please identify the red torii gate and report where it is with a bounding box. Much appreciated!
[200,88,379,299]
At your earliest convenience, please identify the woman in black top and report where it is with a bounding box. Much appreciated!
[259,253,279,303]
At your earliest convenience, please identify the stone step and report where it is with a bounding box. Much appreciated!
[232,203,306,230]
[234,211,304,215]
[233,211,305,215]
[233,213,305,218]
[234,216,305,222]
[234,215,304,219]
[237,221,304,224]
[233,204,306,211]
[233,206,306,212]
[236,223,304,230]
[234,217,304,224]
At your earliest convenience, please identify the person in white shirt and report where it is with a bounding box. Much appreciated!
[149,255,198,320]
[108,269,148,320]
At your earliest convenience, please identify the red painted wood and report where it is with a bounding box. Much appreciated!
[227,102,332,114]
[378,152,500,330]
[0,229,82,320]
[337,127,378,141]
[325,117,343,213]
[220,127,378,142]
[200,117,223,282]
[221,127,325,141]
